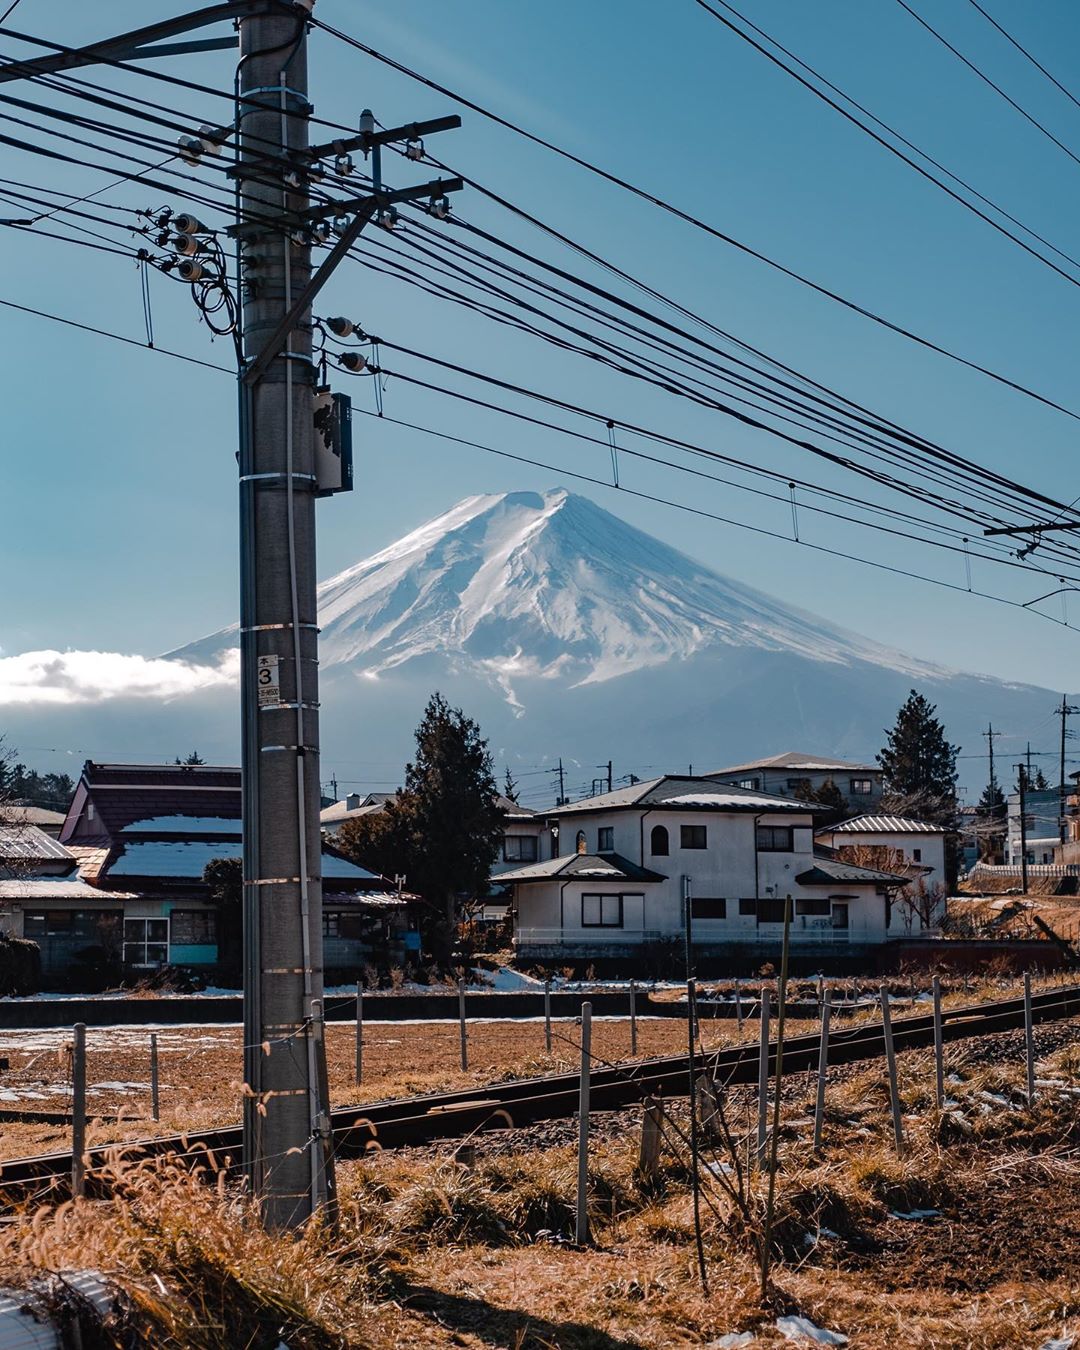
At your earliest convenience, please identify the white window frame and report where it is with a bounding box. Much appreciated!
[123,916,169,968]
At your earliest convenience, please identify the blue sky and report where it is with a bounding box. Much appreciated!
[1,1,1079,729]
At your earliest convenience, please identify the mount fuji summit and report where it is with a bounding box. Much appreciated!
[168,488,1057,775]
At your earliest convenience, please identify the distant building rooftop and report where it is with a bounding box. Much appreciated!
[823,815,944,835]
[705,751,879,776]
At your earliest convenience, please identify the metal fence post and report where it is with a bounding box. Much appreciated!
[756,989,771,1165]
[932,975,944,1109]
[576,1002,592,1244]
[72,1023,86,1199]
[629,978,638,1056]
[355,983,363,1086]
[458,977,468,1072]
[544,977,552,1053]
[150,1032,160,1122]
[1024,971,1036,1106]
[813,988,831,1151]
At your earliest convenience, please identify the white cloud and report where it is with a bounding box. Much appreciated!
[0,649,239,706]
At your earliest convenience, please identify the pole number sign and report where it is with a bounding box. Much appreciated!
[257,654,281,707]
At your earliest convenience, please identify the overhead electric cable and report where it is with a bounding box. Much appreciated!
[349,402,1078,632]
[966,0,1080,114]
[689,0,1080,285]
[896,0,1080,166]
[313,11,1080,375]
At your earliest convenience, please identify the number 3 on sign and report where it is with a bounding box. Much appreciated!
[257,654,281,707]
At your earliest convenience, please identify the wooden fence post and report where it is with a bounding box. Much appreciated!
[734,977,743,1032]
[813,988,831,1151]
[629,979,638,1056]
[150,1032,160,1122]
[756,989,771,1165]
[355,983,363,1086]
[637,1095,662,1178]
[576,1002,592,1244]
[932,975,944,1109]
[879,985,905,1157]
[72,1022,86,1200]
[458,977,468,1072]
[1024,971,1036,1106]
[544,978,552,1053]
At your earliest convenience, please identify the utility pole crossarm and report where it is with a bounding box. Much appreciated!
[983,520,1080,538]
[235,115,463,178]
[0,1,282,84]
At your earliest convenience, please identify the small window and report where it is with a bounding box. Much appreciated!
[756,825,793,851]
[597,826,614,853]
[738,778,758,790]
[795,897,831,916]
[123,916,168,968]
[650,824,669,856]
[170,909,217,945]
[912,847,922,863]
[581,893,623,927]
[786,777,810,792]
[738,898,757,916]
[576,830,587,855]
[691,897,726,919]
[756,897,787,923]
[503,835,538,863]
[851,778,873,795]
[680,824,707,849]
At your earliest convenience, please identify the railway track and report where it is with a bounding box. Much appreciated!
[2,984,1078,1204]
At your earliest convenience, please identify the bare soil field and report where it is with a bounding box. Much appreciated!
[0,990,1078,1347]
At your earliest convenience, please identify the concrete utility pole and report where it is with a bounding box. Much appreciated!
[236,1,332,1229]
[1057,697,1080,845]
[1015,763,1029,895]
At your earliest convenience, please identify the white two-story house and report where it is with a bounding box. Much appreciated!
[497,776,908,964]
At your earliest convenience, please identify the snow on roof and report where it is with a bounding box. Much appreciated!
[0,878,136,901]
[107,840,376,881]
[706,751,878,775]
[826,815,944,835]
[121,815,239,834]
[548,776,807,815]
[0,825,74,864]
[495,852,666,884]
[660,791,811,811]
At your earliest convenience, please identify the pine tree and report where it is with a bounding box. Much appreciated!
[338,693,504,967]
[174,751,205,765]
[1024,765,1049,792]
[976,779,1007,862]
[503,766,519,803]
[877,690,959,822]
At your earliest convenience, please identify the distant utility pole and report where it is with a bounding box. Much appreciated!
[597,761,613,794]
[548,758,566,806]
[1015,764,1029,895]
[983,723,1000,799]
[1058,696,1080,844]
[0,0,462,1229]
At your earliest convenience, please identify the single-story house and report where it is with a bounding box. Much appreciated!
[20,760,422,982]
[496,776,908,963]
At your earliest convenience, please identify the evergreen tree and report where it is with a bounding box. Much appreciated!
[1022,765,1049,792]
[0,750,75,811]
[793,776,848,827]
[877,690,959,821]
[203,856,242,984]
[503,766,519,803]
[975,779,1007,862]
[338,693,504,966]
[174,751,205,765]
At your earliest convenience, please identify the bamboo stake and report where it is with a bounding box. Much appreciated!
[880,985,905,1157]
[71,1023,86,1200]
[813,988,831,1151]
[576,1002,592,1244]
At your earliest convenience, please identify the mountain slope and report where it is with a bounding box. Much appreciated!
[173,488,942,709]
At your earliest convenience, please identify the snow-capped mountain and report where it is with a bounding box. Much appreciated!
[158,487,1062,778]
[174,488,941,704]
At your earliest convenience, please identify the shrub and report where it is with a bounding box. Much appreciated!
[0,932,40,995]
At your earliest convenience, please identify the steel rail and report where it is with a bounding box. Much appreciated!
[2,984,1078,1202]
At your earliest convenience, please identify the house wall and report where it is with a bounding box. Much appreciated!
[514,804,892,957]
[491,819,550,876]
[818,830,947,889]
[707,768,882,806]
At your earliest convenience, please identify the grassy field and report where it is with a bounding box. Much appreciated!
[0,981,1078,1347]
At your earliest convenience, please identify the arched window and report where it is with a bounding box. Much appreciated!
[576,830,587,855]
[650,824,669,856]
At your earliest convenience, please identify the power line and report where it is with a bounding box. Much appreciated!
[347,402,1079,633]
[0,293,232,372]
[311,14,1080,405]
[896,0,1080,168]
[966,0,1080,115]
[689,0,1080,286]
